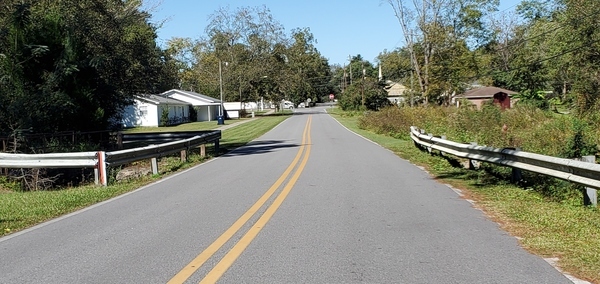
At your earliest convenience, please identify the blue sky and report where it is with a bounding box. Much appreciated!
[148,0,521,66]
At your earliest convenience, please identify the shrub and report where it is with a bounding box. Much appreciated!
[160,107,169,126]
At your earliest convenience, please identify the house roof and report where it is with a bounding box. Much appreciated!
[136,94,191,105]
[456,87,517,99]
[385,81,408,98]
[161,89,222,105]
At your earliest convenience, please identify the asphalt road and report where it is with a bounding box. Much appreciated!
[0,107,574,283]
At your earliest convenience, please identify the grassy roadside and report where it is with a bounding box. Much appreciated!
[0,115,290,237]
[329,108,600,283]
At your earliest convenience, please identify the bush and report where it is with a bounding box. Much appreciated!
[160,107,169,126]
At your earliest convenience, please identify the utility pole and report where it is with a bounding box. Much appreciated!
[239,76,242,112]
[349,55,353,85]
[219,60,223,116]
[410,69,414,107]
[343,65,347,92]
[361,67,365,107]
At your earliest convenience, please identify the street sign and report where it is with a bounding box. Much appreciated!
[329,94,334,100]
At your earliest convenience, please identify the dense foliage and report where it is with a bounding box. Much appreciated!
[168,7,334,107]
[378,0,600,115]
[0,0,178,134]
[3,0,600,134]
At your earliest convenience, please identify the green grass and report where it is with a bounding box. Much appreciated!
[329,108,600,284]
[0,114,290,237]
[0,181,150,235]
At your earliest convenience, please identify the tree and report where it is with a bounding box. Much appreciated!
[378,48,413,83]
[562,0,600,114]
[0,0,177,135]
[174,7,332,109]
[339,77,390,111]
[280,28,331,105]
[204,5,286,103]
[386,0,499,104]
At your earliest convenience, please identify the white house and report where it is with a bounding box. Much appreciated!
[121,95,191,128]
[161,89,221,122]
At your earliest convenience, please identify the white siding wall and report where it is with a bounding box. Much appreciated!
[121,100,159,127]
[143,102,159,126]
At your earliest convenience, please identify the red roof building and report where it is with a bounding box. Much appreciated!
[454,87,517,110]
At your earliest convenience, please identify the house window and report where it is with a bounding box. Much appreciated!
[140,105,148,116]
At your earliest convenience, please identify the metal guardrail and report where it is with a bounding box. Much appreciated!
[410,126,600,205]
[119,131,216,146]
[0,152,98,168]
[0,130,221,186]
[108,131,221,166]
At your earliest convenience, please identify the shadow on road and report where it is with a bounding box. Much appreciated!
[222,140,299,157]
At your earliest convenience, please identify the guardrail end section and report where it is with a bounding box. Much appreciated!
[96,151,108,186]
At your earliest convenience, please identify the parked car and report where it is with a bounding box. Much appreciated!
[298,102,305,108]
[282,101,294,109]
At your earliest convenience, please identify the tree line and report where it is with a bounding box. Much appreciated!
[0,2,338,138]
[376,0,600,115]
[3,0,599,138]
[166,6,333,110]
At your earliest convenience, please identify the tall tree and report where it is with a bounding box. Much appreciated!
[386,0,499,104]
[562,0,600,114]
[280,28,331,104]
[0,0,177,134]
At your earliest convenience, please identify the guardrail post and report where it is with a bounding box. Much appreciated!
[510,148,522,183]
[117,132,123,150]
[97,151,108,186]
[151,157,158,175]
[440,136,447,156]
[200,144,206,157]
[427,134,433,154]
[180,149,187,162]
[214,140,220,155]
[469,142,479,170]
[580,155,597,207]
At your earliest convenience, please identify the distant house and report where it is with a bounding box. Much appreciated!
[453,86,517,110]
[121,95,191,128]
[161,89,221,122]
[385,81,408,105]
[223,102,243,119]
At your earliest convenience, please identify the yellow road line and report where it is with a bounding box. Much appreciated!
[167,116,311,284]
[199,116,312,284]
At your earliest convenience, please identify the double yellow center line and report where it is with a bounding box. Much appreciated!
[168,115,312,284]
